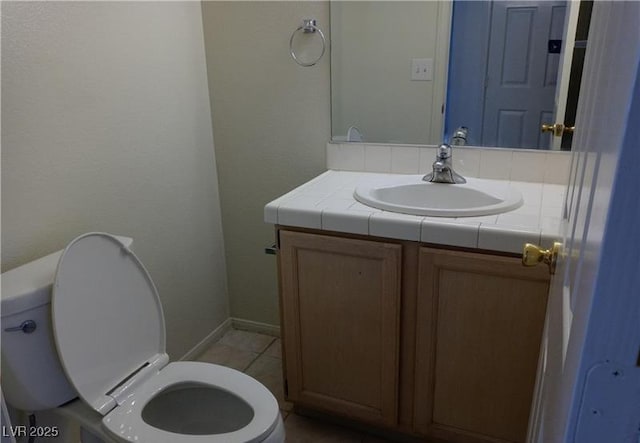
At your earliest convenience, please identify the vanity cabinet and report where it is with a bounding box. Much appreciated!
[277,229,550,443]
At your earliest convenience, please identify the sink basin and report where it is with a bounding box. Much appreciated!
[354,176,523,217]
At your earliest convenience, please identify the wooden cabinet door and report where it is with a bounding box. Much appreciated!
[279,230,402,426]
[414,247,549,443]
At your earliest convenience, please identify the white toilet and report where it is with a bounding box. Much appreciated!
[1,233,285,443]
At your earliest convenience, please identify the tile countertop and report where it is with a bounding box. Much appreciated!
[264,171,565,254]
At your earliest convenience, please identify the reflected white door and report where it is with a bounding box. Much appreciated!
[530,2,640,442]
[483,1,566,149]
[550,1,580,151]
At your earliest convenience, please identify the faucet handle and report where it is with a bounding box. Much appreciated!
[432,160,446,172]
[437,143,452,159]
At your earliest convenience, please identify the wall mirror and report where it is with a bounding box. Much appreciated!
[330,1,592,150]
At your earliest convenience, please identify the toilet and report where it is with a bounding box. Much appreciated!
[1,233,285,443]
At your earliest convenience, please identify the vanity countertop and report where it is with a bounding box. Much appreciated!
[265,170,564,254]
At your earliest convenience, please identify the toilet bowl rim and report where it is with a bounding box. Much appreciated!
[101,361,281,443]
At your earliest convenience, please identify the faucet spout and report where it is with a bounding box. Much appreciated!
[422,143,466,184]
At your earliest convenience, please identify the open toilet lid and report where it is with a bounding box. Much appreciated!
[52,233,166,414]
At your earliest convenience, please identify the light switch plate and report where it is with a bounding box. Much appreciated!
[411,58,433,81]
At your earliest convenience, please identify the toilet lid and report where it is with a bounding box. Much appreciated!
[52,233,166,414]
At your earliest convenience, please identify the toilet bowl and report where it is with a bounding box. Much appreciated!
[1,233,284,443]
[102,362,282,442]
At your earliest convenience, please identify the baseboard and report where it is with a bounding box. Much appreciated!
[231,317,281,337]
[179,317,233,361]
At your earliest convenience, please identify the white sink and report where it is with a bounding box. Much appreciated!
[354,176,523,217]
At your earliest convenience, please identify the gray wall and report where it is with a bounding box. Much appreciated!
[1,1,229,358]
[201,2,330,326]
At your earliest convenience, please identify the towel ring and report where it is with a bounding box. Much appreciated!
[289,19,326,67]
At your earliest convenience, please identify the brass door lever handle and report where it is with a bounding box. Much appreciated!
[541,123,575,137]
[522,242,562,274]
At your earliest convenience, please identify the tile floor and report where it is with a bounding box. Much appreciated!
[197,328,398,442]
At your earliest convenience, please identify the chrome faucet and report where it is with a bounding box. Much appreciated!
[451,126,468,146]
[422,143,466,184]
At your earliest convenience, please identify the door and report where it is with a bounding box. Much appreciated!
[278,230,402,426]
[549,0,580,151]
[529,2,640,442]
[482,1,566,149]
[551,1,593,151]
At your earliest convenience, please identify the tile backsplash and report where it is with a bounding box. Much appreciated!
[327,142,571,185]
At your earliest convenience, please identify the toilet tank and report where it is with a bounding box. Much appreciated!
[1,236,133,411]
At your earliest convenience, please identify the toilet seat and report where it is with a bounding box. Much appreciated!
[102,361,280,443]
[52,232,167,415]
[51,233,281,442]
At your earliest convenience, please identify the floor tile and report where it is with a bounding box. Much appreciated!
[245,354,293,411]
[218,329,275,353]
[284,413,362,442]
[196,342,258,372]
[264,339,283,359]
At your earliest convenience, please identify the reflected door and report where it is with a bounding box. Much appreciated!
[482,1,566,149]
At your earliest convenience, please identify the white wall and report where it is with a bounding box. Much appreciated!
[331,2,447,144]
[1,1,229,359]
[201,2,330,326]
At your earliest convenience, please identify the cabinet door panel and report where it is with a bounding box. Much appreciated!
[415,247,549,443]
[279,230,402,426]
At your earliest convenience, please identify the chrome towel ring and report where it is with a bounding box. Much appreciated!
[289,19,326,67]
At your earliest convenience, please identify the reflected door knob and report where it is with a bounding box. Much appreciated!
[522,242,562,274]
[541,123,575,137]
